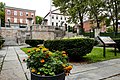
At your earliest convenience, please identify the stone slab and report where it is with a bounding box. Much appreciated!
[0,68,26,80]
[67,64,120,80]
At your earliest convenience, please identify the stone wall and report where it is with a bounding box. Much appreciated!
[32,31,55,40]
[0,27,66,45]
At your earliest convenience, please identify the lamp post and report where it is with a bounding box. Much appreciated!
[8,19,10,27]
[0,18,1,29]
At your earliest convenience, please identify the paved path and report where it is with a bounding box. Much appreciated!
[0,46,120,80]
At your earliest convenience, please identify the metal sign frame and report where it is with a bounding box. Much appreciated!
[97,36,117,57]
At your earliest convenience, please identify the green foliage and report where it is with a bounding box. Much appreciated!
[106,27,114,32]
[83,32,94,38]
[35,16,43,24]
[113,38,120,52]
[105,0,120,34]
[25,39,44,47]
[0,38,5,49]
[68,26,73,32]
[83,32,120,38]
[84,47,120,63]
[0,9,5,27]
[44,38,95,60]
[21,47,120,63]
[53,0,88,33]
[25,46,72,76]
[0,2,5,27]
[100,32,120,38]
[88,0,105,28]
[0,2,5,11]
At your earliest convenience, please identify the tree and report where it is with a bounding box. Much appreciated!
[105,0,120,35]
[0,2,5,27]
[35,16,43,24]
[53,0,88,33]
[88,0,105,28]
[0,2,5,11]
[0,11,5,27]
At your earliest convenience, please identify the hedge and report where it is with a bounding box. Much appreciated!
[83,32,120,38]
[25,39,44,47]
[113,38,120,52]
[100,32,120,38]
[0,39,5,49]
[44,38,95,60]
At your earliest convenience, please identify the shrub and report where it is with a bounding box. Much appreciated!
[0,39,5,49]
[24,46,72,76]
[113,38,120,52]
[83,32,94,38]
[44,38,95,60]
[25,39,44,47]
[100,32,120,38]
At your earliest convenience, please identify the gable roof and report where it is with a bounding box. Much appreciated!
[43,8,59,19]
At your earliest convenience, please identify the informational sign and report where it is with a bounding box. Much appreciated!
[98,36,116,44]
[97,36,117,57]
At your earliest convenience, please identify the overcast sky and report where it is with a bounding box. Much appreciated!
[0,0,51,17]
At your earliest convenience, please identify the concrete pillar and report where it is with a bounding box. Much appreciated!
[95,28,101,37]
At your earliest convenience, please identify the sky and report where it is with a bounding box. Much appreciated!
[0,0,51,17]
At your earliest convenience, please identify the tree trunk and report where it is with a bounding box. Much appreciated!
[95,15,100,29]
[111,18,115,32]
[78,11,84,34]
[115,1,118,36]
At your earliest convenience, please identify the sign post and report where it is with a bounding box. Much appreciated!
[97,36,117,57]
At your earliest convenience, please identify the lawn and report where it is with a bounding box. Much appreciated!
[84,47,120,63]
[21,47,120,63]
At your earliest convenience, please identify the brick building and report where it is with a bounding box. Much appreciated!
[83,20,106,32]
[5,6,36,29]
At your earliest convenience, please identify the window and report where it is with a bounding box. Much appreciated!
[14,18,17,23]
[56,16,58,19]
[52,16,54,19]
[20,19,23,23]
[20,11,23,16]
[14,11,17,15]
[26,12,28,16]
[61,17,62,20]
[31,13,34,17]
[65,17,66,20]
[56,23,58,26]
[7,10,11,15]
[52,22,54,26]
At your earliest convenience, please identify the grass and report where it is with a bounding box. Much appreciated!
[84,47,120,63]
[21,47,35,53]
[21,47,120,63]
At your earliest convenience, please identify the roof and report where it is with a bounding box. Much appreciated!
[43,8,59,19]
[5,6,36,12]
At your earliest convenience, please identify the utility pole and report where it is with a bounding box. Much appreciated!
[50,0,52,26]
